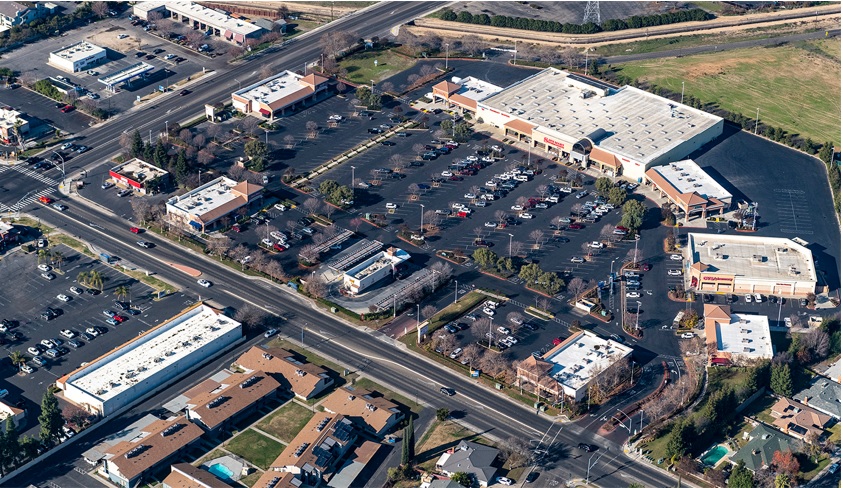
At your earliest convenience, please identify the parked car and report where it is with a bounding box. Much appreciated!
[670,254,682,261]
[667,269,682,276]
[570,256,585,263]
[264,328,278,338]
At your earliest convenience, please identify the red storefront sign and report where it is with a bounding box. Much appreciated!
[543,136,565,149]
[701,275,733,282]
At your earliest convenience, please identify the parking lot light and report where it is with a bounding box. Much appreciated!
[454,279,458,304]
[419,204,425,234]
[508,233,514,258]
[635,301,642,331]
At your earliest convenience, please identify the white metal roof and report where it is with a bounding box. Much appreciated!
[167,176,240,218]
[50,41,105,62]
[648,159,731,201]
[715,313,773,359]
[135,1,262,36]
[234,70,304,107]
[545,331,632,391]
[689,233,817,283]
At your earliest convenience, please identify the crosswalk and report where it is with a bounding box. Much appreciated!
[1,187,57,212]
[11,164,61,186]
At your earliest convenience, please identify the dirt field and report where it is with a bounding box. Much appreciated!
[615,38,841,145]
[86,26,141,54]
[445,1,680,25]
[202,1,372,19]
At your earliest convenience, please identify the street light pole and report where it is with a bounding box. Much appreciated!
[444,42,449,71]
[454,279,458,304]
[301,322,306,347]
[419,203,425,234]
[416,303,420,329]
[635,301,642,331]
[610,258,617,296]
[681,81,685,105]
[165,120,168,141]
[585,450,604,486]
[754,107,760,135]
[393,294,396,318]
[508,233,514,258]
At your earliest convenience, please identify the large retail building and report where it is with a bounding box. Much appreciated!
[686,233,817,297]
[435,68,723,182]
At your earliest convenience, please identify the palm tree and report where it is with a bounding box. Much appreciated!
[36,249,50,264]
[114,285,131,304]
[88,270,104,291]
[76,271,89,287]
[9,351,25,371]
[51,250,64,270]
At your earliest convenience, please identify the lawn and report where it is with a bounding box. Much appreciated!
[238,469,264,488]
[256,401,314,443]
[225,429,286,470]
[339,49,418,84]
[740,393,779,425]
[614,40,841,146]
[415,420,496,472]
[828,422,840,444]
[427,290,487,330]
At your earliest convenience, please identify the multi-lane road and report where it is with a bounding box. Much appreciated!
[1,2,680,487]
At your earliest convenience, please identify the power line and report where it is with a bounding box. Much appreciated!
[583,0,600,25]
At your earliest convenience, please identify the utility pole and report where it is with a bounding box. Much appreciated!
[681,81,685,105]
[419,203,425,234]
[393,294,396,318]
[754,108,760,135]
[454,280,458,304]
[444,42,449,71]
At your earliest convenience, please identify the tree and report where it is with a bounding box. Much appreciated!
[350,217,363,233]
[451,472,472,487]
[500,436,532,469]
[244,139,269,171]
[621,200,646,231]
[568,277,587,299]
[422,305,438,320]
[774,473,793,488]
[665,418,692,460]
[303,197,322,216]
[208,236,233,261]
[772,450,799,476]
[472,248,497,269]
[8,351,25,371]
[114,285,131,304]
[130,130,145,158]
[770,362,793,396]
[529,229,544,249]
[595,177,613,196]
[38,390,63,446]
[729,460,754,488]
[2,416,18,472]
[233,304,268,332]
[436,408,450,421]
[608,187,627,207]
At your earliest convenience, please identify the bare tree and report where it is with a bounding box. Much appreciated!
[186,30,205,47]
[233,304,269,332]
[495,210,507,226]
[208,236,233,261]
[286,220,298,235]
[303,197,322,216]
[429,261,454,284]
[197,149,215,165]
[571,203,583,216]
[350,217,363,233]
[306,120,319,138]
[408,183,420,197]
[529,229,544,249]
[510,241,525,257]
[300,244,321,264]
[516,196,529,208]
[389,154,403,169]
[265,260,286,282]
[433,333,459,355]
[424,210,438,229]
[230,244,250,269]
[412,143,425,156]
[568,277,586,299]
[462,343,483,369]
[91,1,108,18]
[421,305,438,320]
[130,197,152,225]
[473,226,484,240]
[240,117,260,136]
[206,123,222,142]
[283,134,296,148]
[227,163,246,181]
[471,320,490,342]
[323,203,335,220]
[626,247,641,266]
[499,437,532,469]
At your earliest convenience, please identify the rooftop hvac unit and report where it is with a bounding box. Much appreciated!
[752,255,765,263]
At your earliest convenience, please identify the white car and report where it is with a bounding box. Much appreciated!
[20,364,33,374]
[38,264,52,272]
[56,294,71,302]
[197,279,212,288]
[465,155,478,162]
[510,316,523,325]
[69,286,83,295]
[101,181,114,189]
[261,238,274,247]
[448,348,463,359]
[484,221,497,228]
[60,329,76,339]
[510,205,524,211]
[667,269,682,276]
[496,477,514,486]
[264,328,278,338]
[464,193,476,199]
[590,241,604,248]
[482,307,495,317]
[441,171,453,177]
[518,212,534,219]
[670,254,682,261]
[744,294,753,303]
[385,203,398,209]
[784,317,792,327]
[754,293,763,303]
[270,232,286,241]
[497,326,511,334]
[60,142,73,150]
[626,291,641,298]
[328,114,344,121]
[273,203,287,211]
[571,256,585,263]
[117,34,128,39]
[41,339,56,348]
[681,333,695,339]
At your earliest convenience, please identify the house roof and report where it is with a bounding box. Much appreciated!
[704,304,731,321]
[105,416,203,482]
[518,355,553,376]
[794,377,841,419]
[729,423,796,472]
[301,73,329,87]
[163,463,230,488]
[235,346,332,399]
[320,387,401,434]
[186,372,280,430]
[438,440,499,484]
[771,397,831,438]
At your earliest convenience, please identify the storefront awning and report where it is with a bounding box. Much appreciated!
[258,108,271,117]
[234,33,245,43]
[188,221,202,230]
[224,30,233,39]
[504,118,536,135]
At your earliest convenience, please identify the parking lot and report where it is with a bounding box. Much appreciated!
[0,243,189,437]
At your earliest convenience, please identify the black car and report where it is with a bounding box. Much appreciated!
[297,217,314,226]
[68,339,82,348]
[87,288,101,295]
[153,48,165,54]
[367,127,384,134]
[56,346,70,356]
[126,308,140,316]
[380,140,396,146]
[578,443,595,452]
[80,332,94,341]
[440,387,455,396]
[525,472,539,483]
[114,301,128,311]
[6,330,21,340]
[174,57,185,63]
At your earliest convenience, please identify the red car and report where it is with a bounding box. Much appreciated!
[448,175,463,181]
[231,224,241,233]
[552,337,564,346]
[129,227,141,234]
[273,243,286,252]
[639,263,651,271]
[113,315,126,323]
[38,196,53,204]
[568,223,584,230]
[60,105,75,113]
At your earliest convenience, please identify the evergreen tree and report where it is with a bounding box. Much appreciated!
[665,419,692,460]
[174,148,189,183]
[406,415,414,462]
[153,139,168,168]
[2,416,18,473]
[130,130,144,158]
[729,460,754,488]
[818,141,834,164]
[771,363,793,397]
[400,426,410,465]
[38,390,63,446]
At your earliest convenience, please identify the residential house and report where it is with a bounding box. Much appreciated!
[101,416,204,488]
[234,346,334,400]
[0,2,55,29]
[184,371,280,434]
[162,463,229,488]
[256,413,358,487]
[793,377,841,420]
[729,423,797,473]
[436,440,499,487]
[320,387,403,437]
[770,397,832,442]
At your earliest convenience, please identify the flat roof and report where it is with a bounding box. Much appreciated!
[111,158,168,180]
[0,107,23,130]
[99,62,154,86]
[69,305,241,403]
[450,76,503,102]
[544,331,632,391]
[167,176,243,219]
[480,68,723,164]
[647,159,732,201]
[234,71,306,109]
[135,1,262,35]
[51,41,105,62]
[346,248,409,280]
[714,313,773,359]
[688,233,817,283]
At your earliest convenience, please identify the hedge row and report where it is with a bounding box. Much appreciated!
[437,8,712,35]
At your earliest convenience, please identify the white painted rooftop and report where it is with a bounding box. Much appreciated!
[450,76,503,102]
[111,158,168,180]
[0,107,23,130]
[51,41,105,62]
[545,331,633,391]
[234,70,303,107]
[479,68,723,164]
[69,305,241,402]
[688,233,817,283]
[167,176,240,218]
[135,1,262,35]
[649,159,732,201]
[347,248,410,280]
[715,313,773,359]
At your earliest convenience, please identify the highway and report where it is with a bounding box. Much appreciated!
[2,2,678,487]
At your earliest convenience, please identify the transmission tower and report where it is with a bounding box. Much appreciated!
[583,0,600,25]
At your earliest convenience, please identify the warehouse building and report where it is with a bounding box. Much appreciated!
[686,233,817,297]
[166,177,263,233]
[58,304,242,416]
[517,330,632,403]
[49,41,107,73]
[232,71,331,120]
[133,1,264,44]
[342,247,410,295]
[451,68,724,182]
[109,158,170,196]
[704,304,774,366]
[645,159,732,222]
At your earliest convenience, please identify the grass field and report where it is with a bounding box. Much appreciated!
[339,49,418,84]
[238,470,263,487]
[614,39,841,145]
[226,429,285,470]
[256,402,313,443]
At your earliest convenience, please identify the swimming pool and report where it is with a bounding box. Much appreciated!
[701,445,728,466]
[208,463,234,480]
